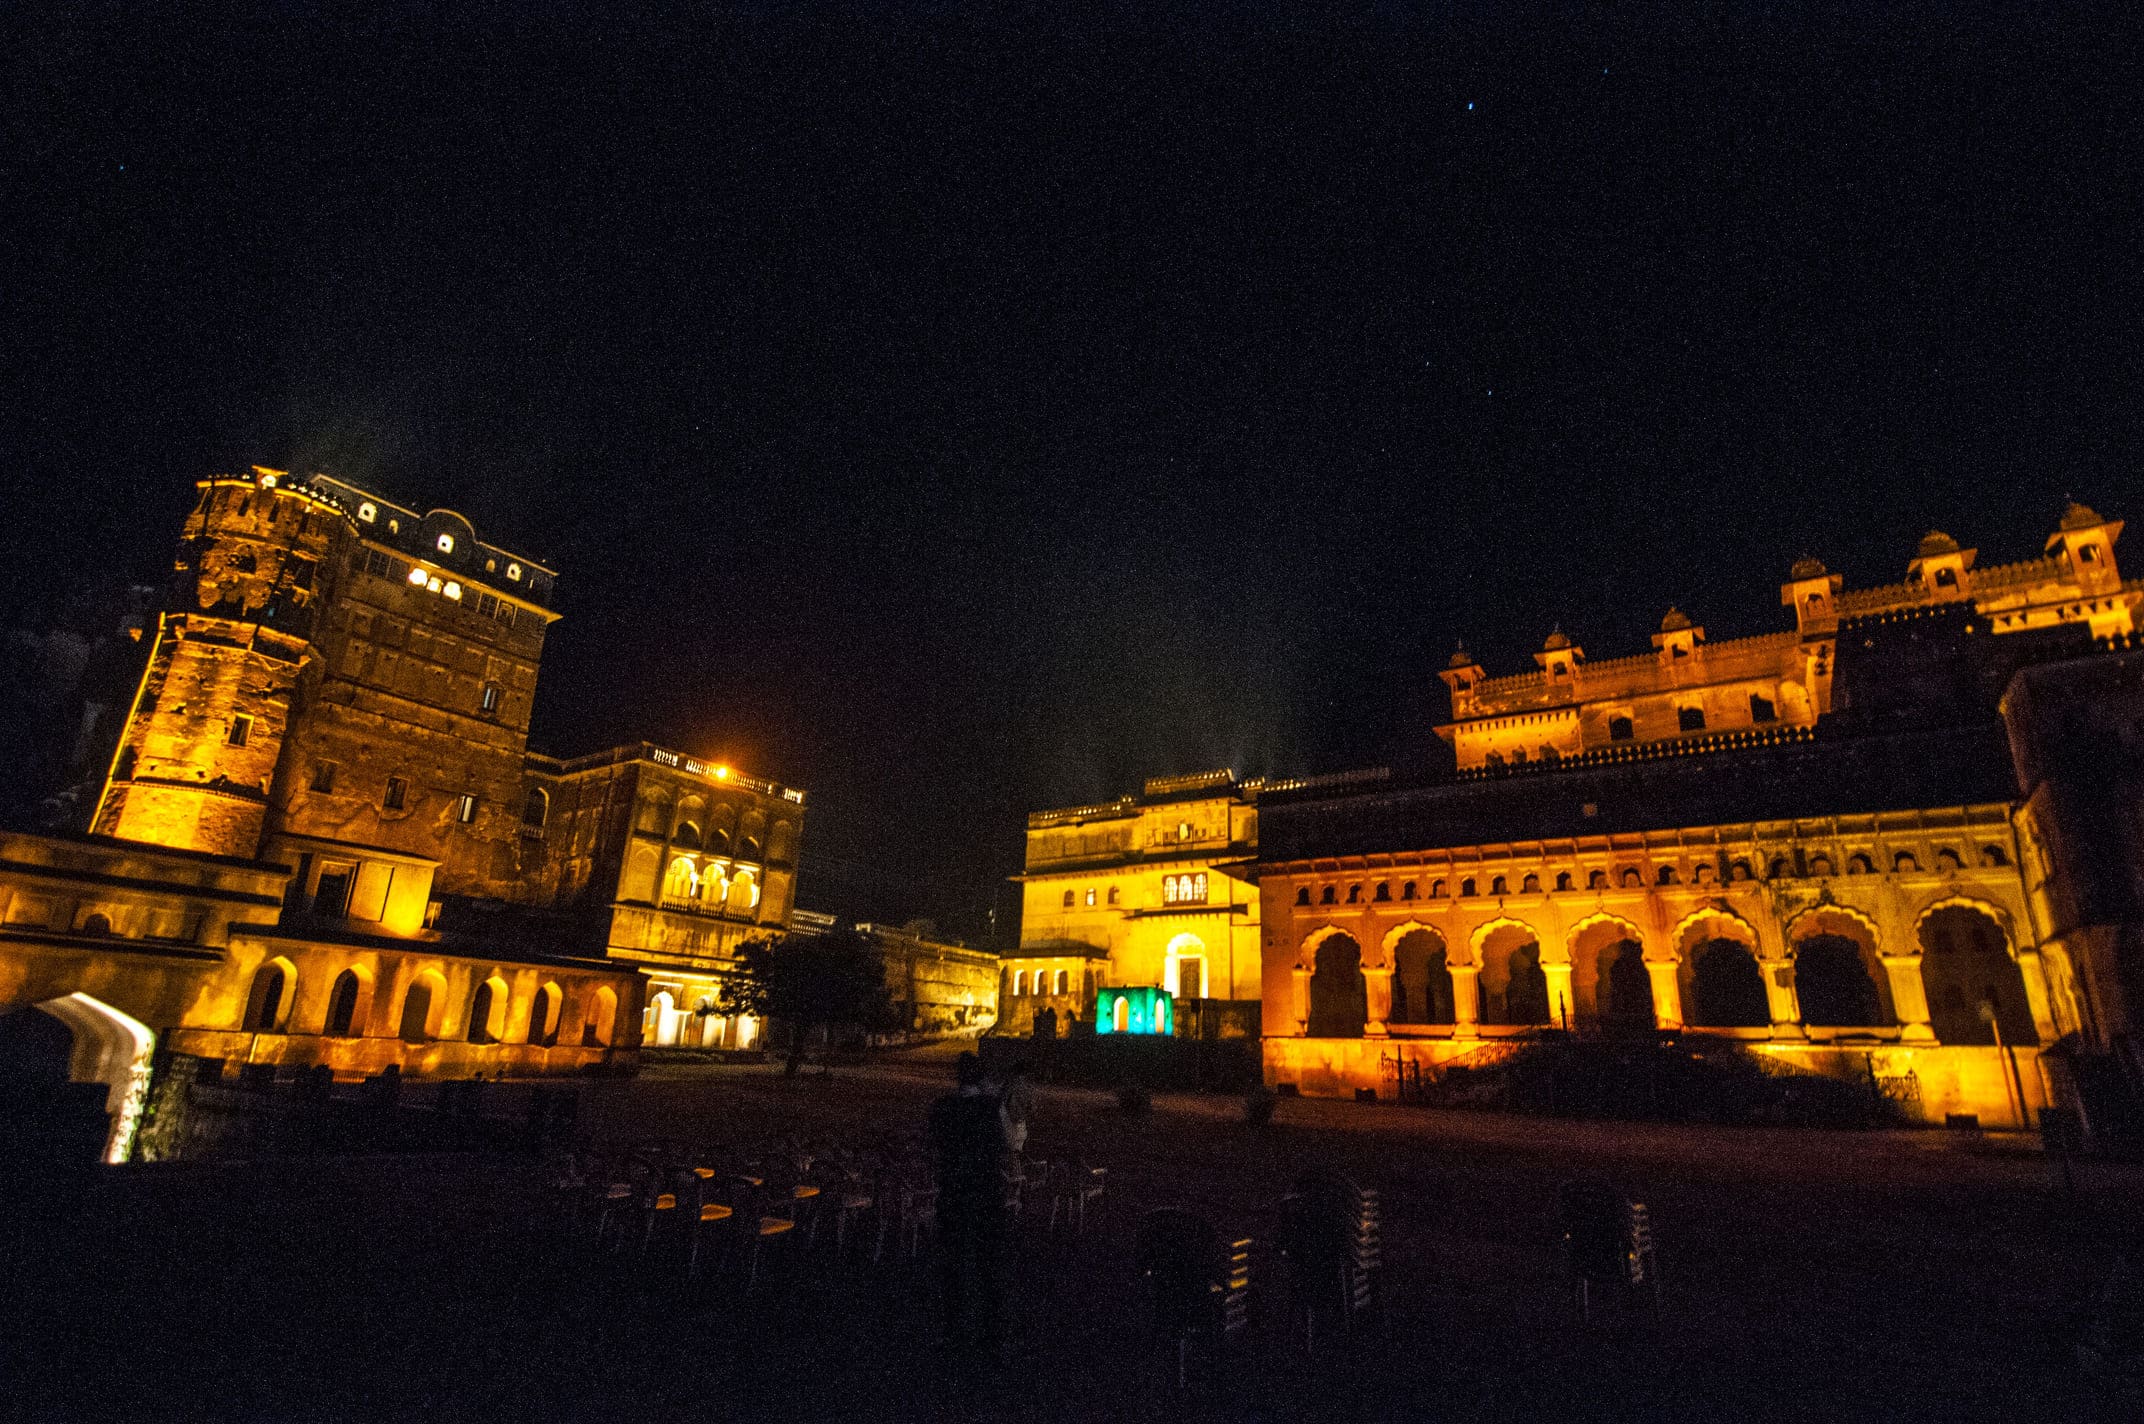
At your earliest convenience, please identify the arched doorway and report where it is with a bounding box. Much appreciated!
[0,994,157,1163]
[467,976,507,1044]
[644,990,678,1047]
[324,968,370,1037]
[1571,917,1650,1032]
[1166,933,1208,1000]
[583,985,618,1047]
[1475,922,1547,1025]
[1688,940,1770,1027]
[243,958,295,1033]
[1306,933,1367,1038]
[1389,927,1453,1024]
[399,970,446,1042]
[1794,936,1888,1027]
[528,982,562,1047]
[1919,904,2036,1045]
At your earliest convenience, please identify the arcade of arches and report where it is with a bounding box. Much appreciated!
[1263,825,2074,1127]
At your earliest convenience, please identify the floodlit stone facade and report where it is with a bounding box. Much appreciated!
[3,467,806,1156]
[1263,504,2144,1136]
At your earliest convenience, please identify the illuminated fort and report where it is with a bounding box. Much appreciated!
[1254,503,2143,1131]
[1,467,803,1158]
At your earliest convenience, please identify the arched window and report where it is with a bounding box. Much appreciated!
[1587,869,1607,889]
[1107,886,1120,905]
[1768,856,1791,879]
[1400,880,1417,900]
[523,787,549,828]
[742,834,763,861]
[1374,883,1391,902]
[1490,875,1508,895]
[1430,880,1447,898]
[1320,886,1337,905]
[1656,866,1678,886]
[399,973,444,1042]
[1295,887,1310,906]
[324,968,367,1038]
[1893,852,1920,873]
[1935,848,1963,871]
[82,912,112,936]
[528,982,562,1047]
[1620,867,1642,888]
[674,821,702,850]
[1554,871,1572,891]
[707,825,732,856]
[1460,878,1477,897]
[583,985,617,1047]
[1013,971,1027,996]
[1521,873,1540,893]
[467,977,505,1044]
[243,960,292,1032]
[1980,844,2009,867]
[1729,860,1754,882]
[1846,854,1874,875]
[1054,970,1069,995]
[1346,885,1361,904]
[663,857,698,900]
[1062,890,1075,908]
[1692,864,1713,884]
[1809,854,1835,877]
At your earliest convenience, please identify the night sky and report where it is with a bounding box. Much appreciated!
[5,3,2139,941]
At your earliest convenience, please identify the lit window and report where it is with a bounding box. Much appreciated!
[485,558,497,572]
[426,577,442,593]
[457,794,478,824]
[227,714,253,747]
[507,562,522,581]
[358,502,377,522]
[407,567,428,587]
[1178,822,1191,840]
[436,533,456,554]
[443,582,462,600]
[257,472,278,488]
[1084,888,1096,907]
[481,682,501,713]
[1013,971,1027,996]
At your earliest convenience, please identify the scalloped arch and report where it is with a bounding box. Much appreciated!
[1378,919,1447,966]
[1668,905,1760,957]
[1467,915,1544,967]
[1911,894,2018,957]
[1784,902,1884,956]
[1296,923,1361,971]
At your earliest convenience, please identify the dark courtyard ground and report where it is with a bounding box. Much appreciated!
[6,1057,2142,1422]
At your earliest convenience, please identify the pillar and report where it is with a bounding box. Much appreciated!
[1762,955,1806,1040]
[2015,948,2058,1043]
[1881,954,1937,1042]
[1449,965,1481,1039]
[1291,966,1312,1036]
[1364,966,1393,1037]
[1644,959,1684,1030]
[1543,961,1575,1030]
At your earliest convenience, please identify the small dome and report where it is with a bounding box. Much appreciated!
[2061,499,2107,531]
[1542,627,1571,652]
[1447,643,1477,669]
[1916,531,1960,558]
[1789,556,1827,580]
[1660,607,1691,633]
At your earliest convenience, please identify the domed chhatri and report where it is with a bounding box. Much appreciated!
[2061,499,2107,531]
[1542,627,1571,652]
[1917,530,1961,558]
[1447,643,1477,670]
[1660,606,1692,633]
[1790,556,1828,580]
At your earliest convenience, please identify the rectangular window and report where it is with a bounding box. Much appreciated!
[1679,705,1707,732]
[383,776,407,810]
[363,548,401,582]
[457,793,478,824]
[312,862,354,917]
[1608,716,1634,742]
[481,682,501,713]
[227,715,252,747]
[310,762,336,793]
[1749,694,1776,723]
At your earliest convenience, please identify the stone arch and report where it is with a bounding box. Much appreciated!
[645,989,678,1047]
[674,796,705,843]
[1473,918,1547,1026]
[398,968,449,1042]
[1,993,157,1163]
[1384,923,1453,1024]
[1675,912,1766,1028]
[621,843,659,902]
[1305,931,1367,1038]
[528,981,562,1047]
[634,785,672,835]
[466,974,509,1044]
[583,985,618,1047]
[1916,898,2035,1045]
[242,956,297,1032]
[1569,913,1650,1030]
[697,863,730,906]
[324,965,373,1038]
[662,856,698,901]
[727,868,759,915]
[1787,906,1891,1027]
[706,802,738,855]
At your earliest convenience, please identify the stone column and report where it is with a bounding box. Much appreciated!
[1449,965,1481,1039]
[1881,954,1937,1042]
[1364,966,1394,1037]
[1543,962,1575,1030]
[2015,948,2058,1043]
[1291,966,1312,1036]
[1644,959,1684,1030]
[1763,956,1806,1040]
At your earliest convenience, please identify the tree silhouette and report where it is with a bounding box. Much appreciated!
[729,928,893,1075]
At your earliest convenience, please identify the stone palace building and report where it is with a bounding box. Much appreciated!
[1,467,803,1160]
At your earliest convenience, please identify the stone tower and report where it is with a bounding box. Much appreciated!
[94,470,341,856]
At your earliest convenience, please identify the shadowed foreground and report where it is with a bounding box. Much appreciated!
[5,1062,2140,1422]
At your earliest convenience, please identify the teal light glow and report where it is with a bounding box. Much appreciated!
[1095,986,1173,1036]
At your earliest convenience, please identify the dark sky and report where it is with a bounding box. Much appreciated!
[5,2,2140,942]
